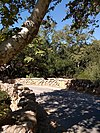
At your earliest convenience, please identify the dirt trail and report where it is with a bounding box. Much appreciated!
[27,86,100,133]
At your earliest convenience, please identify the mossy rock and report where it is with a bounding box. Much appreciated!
[0,90,11,126]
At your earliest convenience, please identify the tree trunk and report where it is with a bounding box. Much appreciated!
[0,0,52,66]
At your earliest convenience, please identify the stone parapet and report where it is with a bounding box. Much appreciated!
[7,78,72,89]
[0,78,100,95]
[0,82,54,133]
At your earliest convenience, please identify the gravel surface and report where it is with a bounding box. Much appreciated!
[28,86,100,133]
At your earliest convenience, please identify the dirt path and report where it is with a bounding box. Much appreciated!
[25,85,61,94]
[28,86,100,133]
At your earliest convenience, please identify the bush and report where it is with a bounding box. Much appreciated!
[0,90,11,126]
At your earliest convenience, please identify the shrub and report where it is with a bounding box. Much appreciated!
[0,90,11,126]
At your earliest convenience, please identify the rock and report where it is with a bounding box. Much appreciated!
[1,124,34,133]
[0,83,53,133]
[67,79,100,95]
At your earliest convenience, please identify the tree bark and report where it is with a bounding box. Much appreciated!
[0,0,52,66]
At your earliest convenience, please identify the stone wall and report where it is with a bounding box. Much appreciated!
[13,78,99,95]
[2,78,100,95]
[6,78,72,89]
[0,81,55,133]
[66,79,100,95]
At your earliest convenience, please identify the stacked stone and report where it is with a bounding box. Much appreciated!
[68,79,100,95]
[0,83,54,133]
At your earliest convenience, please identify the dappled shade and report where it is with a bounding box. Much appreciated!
[36,89,100,133]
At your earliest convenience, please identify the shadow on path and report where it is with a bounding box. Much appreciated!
[36,90,100,133]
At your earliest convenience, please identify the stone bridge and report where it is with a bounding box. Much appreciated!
[0,78,100,133]
[7,78,100,95]
[8,78,72,89]
[14,78,72,89]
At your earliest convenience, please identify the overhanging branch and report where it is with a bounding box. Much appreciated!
[0,0,52,66]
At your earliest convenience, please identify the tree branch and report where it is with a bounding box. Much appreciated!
[0,0,52,66]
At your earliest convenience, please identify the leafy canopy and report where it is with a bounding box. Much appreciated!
[0,0,36,29]
[64,0,100,29]
[0,0,100,30]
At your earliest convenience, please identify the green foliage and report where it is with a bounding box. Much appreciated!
[0,0,61,30]
[0,25,100,81]
[0,0,36,43]
[0,27,22,44]
[77,40,100,80]
[77,63,100,80]
[0,90,10,101]
[0,0,100,31]
[0,90,11,125]
[0,0,99,45]
[64,0,100,30]
[0,0,36,29]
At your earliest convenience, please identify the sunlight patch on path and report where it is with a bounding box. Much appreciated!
[25,85,61,94]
